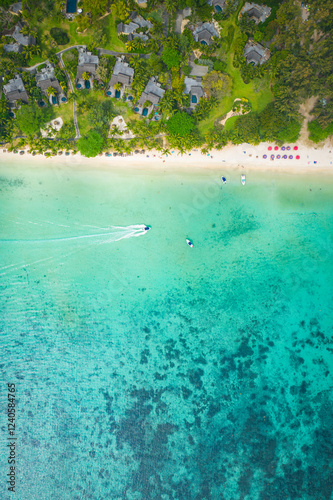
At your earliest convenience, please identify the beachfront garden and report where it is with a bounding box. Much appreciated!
[1,0,332,156]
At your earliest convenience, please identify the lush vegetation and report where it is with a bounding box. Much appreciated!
[0,0,332,156]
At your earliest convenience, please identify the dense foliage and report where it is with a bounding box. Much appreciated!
[50,27,69,46]
[16,102,53,136]
[167,111,195,137]
[77,130,105,157]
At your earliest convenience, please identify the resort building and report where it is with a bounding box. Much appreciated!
[240,3,272,24]
[8,2,22,15]
[137,77,165,116]
[184,76,204,109]
[193,22,219,46]
[117,14,152,42]
[107,57,134,98]
[4,21,36,53]
[207,0,225,13]
[35,61,65,105]
[243,41,270,66]
[3,74,29,104]
[76,48,99,89]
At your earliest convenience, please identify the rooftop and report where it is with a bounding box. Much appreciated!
[109,59,134,88]
[11,22,36,46]
[244,41,270,65]
[9,2,22,14]
[3,74,29,103]
[240,3,272,24]
[36,62,62,93]
[78,49,99,67]
[193,22,219,45]
[138,78,165,106]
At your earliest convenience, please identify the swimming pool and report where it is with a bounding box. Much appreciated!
[66,0,77,13]
[115,90,121,98]
[191,95,197,104]
[142,108,148,117]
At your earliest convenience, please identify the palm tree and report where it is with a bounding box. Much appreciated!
[126,40,136,52]
[129,55,142,72]
[47,87,57,97]
[82,71,90,81]
[23,46,34,60]
[114,82,122,91]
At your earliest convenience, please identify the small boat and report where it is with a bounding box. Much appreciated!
[241,174,246,185]
[186,239,194,248]
[221,176,227,184]
[144,226,150,232]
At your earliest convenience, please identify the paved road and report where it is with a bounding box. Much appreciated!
[58,52,81,139]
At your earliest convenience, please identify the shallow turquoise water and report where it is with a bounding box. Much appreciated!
[0,162,333,499]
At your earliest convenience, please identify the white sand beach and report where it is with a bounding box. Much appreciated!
[1,141,333,175]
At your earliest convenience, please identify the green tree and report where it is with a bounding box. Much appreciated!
[167,111,195,137]
[202,71,232,100]
[77,129,105,157]
[47,87,57,97]
[82,71,90,81]
[161,47,182,69]
[16,102,53,136]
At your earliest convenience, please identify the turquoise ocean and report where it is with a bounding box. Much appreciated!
[0,160,332,499]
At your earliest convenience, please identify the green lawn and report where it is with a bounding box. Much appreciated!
[197,14,273,135]
[57,100,74,126]
[101,11,126,52]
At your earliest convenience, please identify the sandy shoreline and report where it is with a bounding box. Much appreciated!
[1,142,333,175]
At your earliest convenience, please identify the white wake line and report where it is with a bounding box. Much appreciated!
[0,224,148,243]
[0,224,149,278]
[0,257,53,277]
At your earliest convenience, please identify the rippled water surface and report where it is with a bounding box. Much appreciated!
[0,162,332,499]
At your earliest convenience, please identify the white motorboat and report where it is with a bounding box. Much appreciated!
[241,174,246,185]
[221,176,227,184]
[186,239,194,248]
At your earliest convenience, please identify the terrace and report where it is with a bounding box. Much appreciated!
[184,76,204,109]
[76,48,99,89]
[240,3,272,24]
[193,22,219,46]
[244,42,270,66]
[3,74,29,104]
[107,57,134,98]
[207,0,226,13]
[35,61,64,104]
[137,77,165,116]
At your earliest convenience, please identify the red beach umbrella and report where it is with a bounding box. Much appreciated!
[274,146,279,150]
[268,146,272,151]
[294,146,298,150]
[296,155,300,159]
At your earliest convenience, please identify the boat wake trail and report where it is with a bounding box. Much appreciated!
[0,224,150,278]
[0,224,149,244]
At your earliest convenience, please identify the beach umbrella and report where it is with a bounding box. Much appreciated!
[282,155,287,159]
[274,146,279,150]
[287,146,291,151]
[294,146,298,150]
[271,154,275,159]
[268,146,272,151]
[281,146,286,151]
[289,155,293,159]
[277,155,281,159]
[263,154,267,159]
[296,155,300,159]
